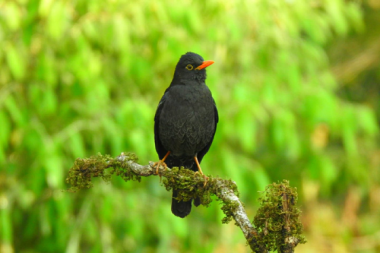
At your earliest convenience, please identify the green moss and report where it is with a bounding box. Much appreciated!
[65,152,140,192]
[162,168,240,223]
[220,199,239,224]
[162,167,213,205]
[65,153,242,224]
[252,180,306,252]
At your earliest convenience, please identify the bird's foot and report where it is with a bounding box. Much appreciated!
[153,160,168,181]
[153,151,170,179]
[195,171,209,187]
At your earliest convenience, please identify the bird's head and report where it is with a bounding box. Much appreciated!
[171,52,214,84]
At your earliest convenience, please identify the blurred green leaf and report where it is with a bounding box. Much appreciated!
[44,152,63,188]
[319,156,338,195]
[235,109,256,153]
[5,43,25,80]
[42,88,58,115]
[251,165,271,191]
[39,0,54,17]
[345,2,365,32]
[326,0,349,36]
[69,133,86,157]
[3,2,22,31]
[0,112,10,149]
[47,1,67,40]
[4,95,25,126]
[1,208,13,243]
[356,106,378,137]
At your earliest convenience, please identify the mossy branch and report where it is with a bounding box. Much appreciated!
[66,152,306,252]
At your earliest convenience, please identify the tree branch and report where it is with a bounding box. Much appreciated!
[66,152,305,252]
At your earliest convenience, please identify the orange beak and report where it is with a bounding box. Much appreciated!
[195,60,214,70]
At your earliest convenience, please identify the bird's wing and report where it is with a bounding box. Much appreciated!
[197,99,219,163]
[214,99,219,124]
[154,90,169,159]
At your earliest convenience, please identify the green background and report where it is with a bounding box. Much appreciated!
[1,0,380,252]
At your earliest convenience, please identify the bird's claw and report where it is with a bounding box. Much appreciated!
[195,172,209,187]
[153,161,167,181]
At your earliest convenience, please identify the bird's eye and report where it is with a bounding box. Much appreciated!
[186,64,193,70]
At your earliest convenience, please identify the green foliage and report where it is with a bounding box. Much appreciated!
[0,0,378,252]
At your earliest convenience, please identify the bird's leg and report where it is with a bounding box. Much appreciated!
[154,151,170,175]
[194,156,208,187]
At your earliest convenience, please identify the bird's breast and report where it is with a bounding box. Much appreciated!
[158,85,215,157]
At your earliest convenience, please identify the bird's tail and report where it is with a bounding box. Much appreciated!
[171,191,201,218]
[170,161,202,217]
[171,190,192,218]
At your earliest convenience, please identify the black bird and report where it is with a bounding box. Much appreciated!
[154,52,219,218]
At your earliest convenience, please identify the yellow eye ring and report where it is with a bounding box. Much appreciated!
[186,64,193,70]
